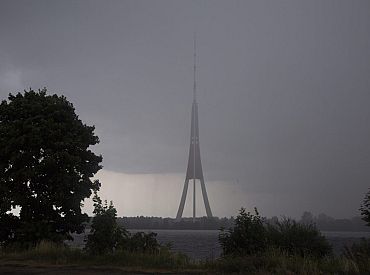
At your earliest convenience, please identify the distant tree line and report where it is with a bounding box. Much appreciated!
[117,216,235,230]
[298,211,370,232]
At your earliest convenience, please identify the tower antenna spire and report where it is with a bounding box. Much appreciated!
[176,34,213,221]
[193,32,197,103]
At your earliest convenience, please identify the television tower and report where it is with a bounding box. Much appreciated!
[176,35,213,222]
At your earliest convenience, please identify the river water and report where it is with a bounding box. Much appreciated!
[70,230,370,260]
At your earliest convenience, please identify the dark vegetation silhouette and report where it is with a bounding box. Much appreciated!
[0,89,188,271]
[85,191,126,255]
[218,208,332,258]
[1,89,370,273]
[266,218,331,258]
[0,89,102,248]
[219,208,267,256]
[85,191,162,255]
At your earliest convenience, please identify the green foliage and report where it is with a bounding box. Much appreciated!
[85,192,162,255]
[0,240,190,270]
[1,240,369,274]
[219,207,332,259]
[266,218,332,257]
[85,192,127,255]
[218,207,267,256]
[121,231,161,254]
[8,240,85,265]
[0,89,102,247]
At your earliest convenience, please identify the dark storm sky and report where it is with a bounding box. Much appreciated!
[1,0,370,218]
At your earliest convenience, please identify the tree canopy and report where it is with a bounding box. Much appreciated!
[0,89,102,247]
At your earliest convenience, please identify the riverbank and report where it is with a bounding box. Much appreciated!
[1,241,369,274]
[0,261,205,275]
[0,250,367,274]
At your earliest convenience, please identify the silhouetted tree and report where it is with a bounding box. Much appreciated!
[0,89,102,247]
[219,207,267,256]
[85,192,126,254]
[86,192,162,255]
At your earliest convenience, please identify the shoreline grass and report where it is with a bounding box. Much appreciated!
[0,241,192,269]
[1,241,370,274]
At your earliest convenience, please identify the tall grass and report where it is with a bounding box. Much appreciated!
[1,241,85,265]
[204,247,365,274]
[0,240,191,269]
[2,241,370,273]
[343,238,370,273]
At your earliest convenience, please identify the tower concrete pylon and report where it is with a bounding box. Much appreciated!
[176,35,213,221]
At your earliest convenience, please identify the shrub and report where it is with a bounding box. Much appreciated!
[218,207,267,256]
[219,208,332,258]
[120,231,161,254]
[85,192,127,255]
[86,192,165,256]
[266,218,332,258]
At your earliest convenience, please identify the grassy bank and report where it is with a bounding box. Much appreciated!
[0,241,193,270]
[1,242,370,274]
[206,249,365,274]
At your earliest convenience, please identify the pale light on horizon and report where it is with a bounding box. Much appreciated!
[83,169,351,220]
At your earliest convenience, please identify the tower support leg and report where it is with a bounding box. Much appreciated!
[193,179,196,222]
[200,177,213,218]
[176,178,190,220]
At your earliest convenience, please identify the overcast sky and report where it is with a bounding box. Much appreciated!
[1,0,370,219]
